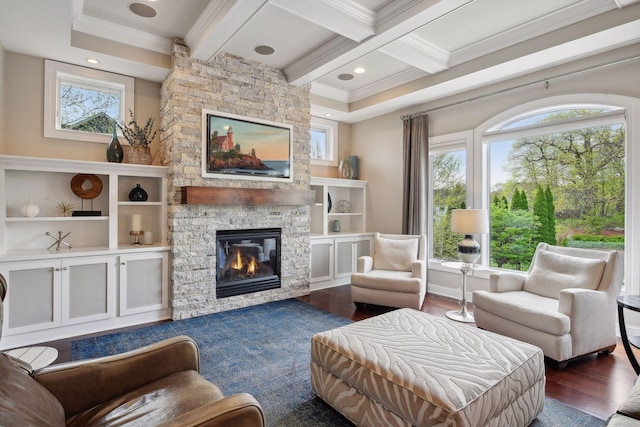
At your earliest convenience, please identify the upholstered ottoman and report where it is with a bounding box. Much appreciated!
[311,309,545,426]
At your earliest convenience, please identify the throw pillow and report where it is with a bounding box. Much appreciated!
[524,249,606,299]
[372,235,419,272]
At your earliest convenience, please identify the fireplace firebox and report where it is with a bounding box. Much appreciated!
[216,228,281,298]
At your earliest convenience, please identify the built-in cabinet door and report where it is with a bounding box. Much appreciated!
[0,260,61,336]
[334,235,372,279]
[310,238,334,283]
[119,251,169,316]
[61,256,115,325]
[334,237,356,279]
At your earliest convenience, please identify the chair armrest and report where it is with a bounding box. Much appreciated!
[158,393,265,427]
[489,272,526,292]
[35,335,200,417]
[558,289,615,353]
[357,256,373,273]
[412,259,426,283]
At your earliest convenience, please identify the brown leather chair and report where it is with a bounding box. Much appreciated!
[0,274,265,427]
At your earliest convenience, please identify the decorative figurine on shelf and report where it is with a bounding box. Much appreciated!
[338,159,354,179]
[56,201,75,217]
[21,198,40,217]
[70,174,103,216]
[128,184,148,201]
[106,124,124,163]
[45,231,72,251]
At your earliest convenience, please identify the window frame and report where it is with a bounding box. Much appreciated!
[428,130,474,262]
[44,59,134,143]
[310,116,338,166]
[474,94,638,293]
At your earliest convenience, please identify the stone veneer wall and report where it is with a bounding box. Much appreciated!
[160,40,311,320]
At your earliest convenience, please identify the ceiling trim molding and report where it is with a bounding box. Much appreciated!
[72,13,172,54]
[310,82,351,102]
[450,0,615,66]
[349,67,427,102]
[270,0,374,42]
[379,34,449,73]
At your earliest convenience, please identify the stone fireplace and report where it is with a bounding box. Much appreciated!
[160,40,312,320]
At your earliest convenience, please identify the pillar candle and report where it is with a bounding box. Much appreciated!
[131,214,142,231]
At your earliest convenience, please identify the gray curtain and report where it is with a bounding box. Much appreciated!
[401,113,429,235]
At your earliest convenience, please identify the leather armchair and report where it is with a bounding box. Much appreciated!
[0,273,265,427]
[473,243,624,369]
[351,233,427,310]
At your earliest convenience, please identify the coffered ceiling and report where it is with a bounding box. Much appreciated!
[1,0,639,123]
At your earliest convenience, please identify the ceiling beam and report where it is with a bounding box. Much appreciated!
[284,0,472,86]
[379,34,449,74]
[186,0,268,62]
[270,0,375,42]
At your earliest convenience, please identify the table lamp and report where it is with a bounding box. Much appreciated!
[451,208,489,264]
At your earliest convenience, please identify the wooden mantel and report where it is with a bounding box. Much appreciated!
[180,186,315,206]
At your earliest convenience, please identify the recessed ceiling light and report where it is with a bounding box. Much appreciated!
[129,2,157,18]
[325,113,332,117]
[86,58,99,64]
[354,67,366,74]
[254,45,275,55]
[338,74,354,81]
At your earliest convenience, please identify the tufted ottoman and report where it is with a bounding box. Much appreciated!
[311,308,545,426]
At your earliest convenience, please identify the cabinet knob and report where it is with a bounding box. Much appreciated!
[121,262,126,265]
[62,266,68,271]
[54,268,60,271]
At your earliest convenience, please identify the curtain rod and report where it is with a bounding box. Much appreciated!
[401,55,640,119]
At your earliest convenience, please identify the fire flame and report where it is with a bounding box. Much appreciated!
[230,251,257,275]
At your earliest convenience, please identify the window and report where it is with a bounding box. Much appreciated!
[429,131,470,261]
[485,105,625,271]
[44,60,134,143]
[310,116,338,166]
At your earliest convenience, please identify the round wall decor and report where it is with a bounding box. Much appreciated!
[70,174,103,200]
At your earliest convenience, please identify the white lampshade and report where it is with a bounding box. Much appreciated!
[451,209,489,235]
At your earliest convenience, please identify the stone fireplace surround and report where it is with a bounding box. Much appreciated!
[161,40,312,320]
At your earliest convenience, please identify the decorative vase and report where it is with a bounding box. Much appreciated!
[106,126,124,163]
[349,155,359,179]
[338,159,354,179]
[127,145,153,165]
[128,184,148,202]
[21,198,39,217]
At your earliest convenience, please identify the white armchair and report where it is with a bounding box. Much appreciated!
[472,242,624,369]
[351,233,427,310]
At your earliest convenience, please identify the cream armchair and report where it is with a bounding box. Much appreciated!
[472,243,623,369]
[351,233,427,310]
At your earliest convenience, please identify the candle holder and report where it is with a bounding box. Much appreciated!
[130,230,144,245]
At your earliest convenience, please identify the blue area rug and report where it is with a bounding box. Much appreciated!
[72,299,605,426]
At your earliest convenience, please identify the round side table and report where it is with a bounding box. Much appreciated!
[617,295,640,375]
[441,261,486,323]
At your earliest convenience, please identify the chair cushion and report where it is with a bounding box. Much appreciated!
[351,270,423,293]
[0,354,65,427]
[372,235,418,272]
[523,249,606,299]
[472,290,570,335]
[66,370,225,427]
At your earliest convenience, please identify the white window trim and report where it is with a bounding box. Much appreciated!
[310,116,338,166]
[475,94,639,294]
[428,130,474,264]
[44,59,134,143]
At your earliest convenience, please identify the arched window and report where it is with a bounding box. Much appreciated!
[484,103,625,271]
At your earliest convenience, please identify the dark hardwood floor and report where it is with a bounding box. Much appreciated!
[42,285,637,421]
[297,285,639,421]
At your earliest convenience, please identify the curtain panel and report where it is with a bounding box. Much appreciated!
[402,113,429,235]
